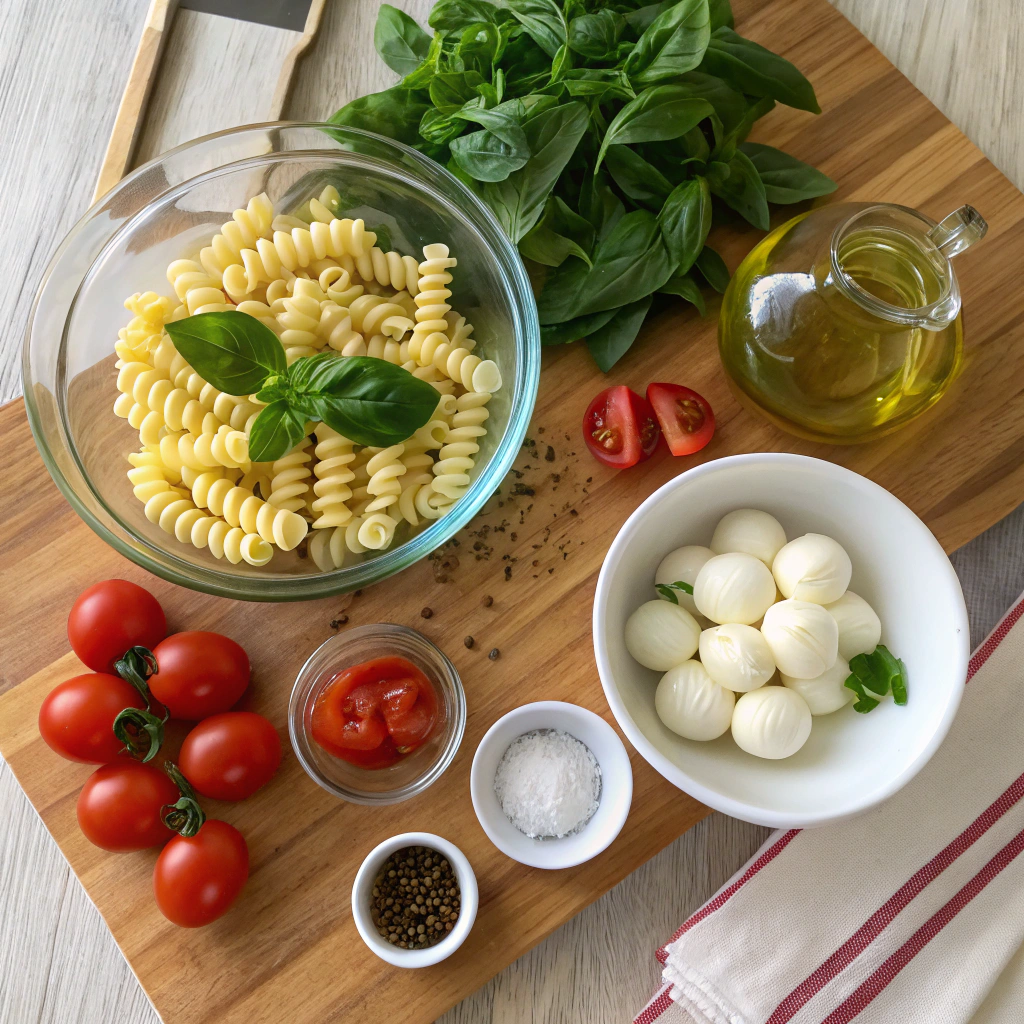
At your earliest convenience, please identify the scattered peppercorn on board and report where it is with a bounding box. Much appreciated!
[4,0,1024,1021]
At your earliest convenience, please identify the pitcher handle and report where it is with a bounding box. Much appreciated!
[928,205,988,259]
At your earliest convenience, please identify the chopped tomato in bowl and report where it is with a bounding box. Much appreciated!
[288,624,465,804]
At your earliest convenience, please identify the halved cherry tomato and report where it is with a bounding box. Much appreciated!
[178,712,282,801]
[154,819,249,928]
[311,657,438,769]
[67,580,166,673]
[583,385,660,469]
[77,762,179,851]
[38,673,146,763]
[147,632,250,720]
[646,383,715,457]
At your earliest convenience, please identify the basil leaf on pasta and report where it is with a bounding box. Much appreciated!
[247,401,308,464]
[166,311,285,396]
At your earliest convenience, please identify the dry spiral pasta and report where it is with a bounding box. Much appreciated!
[114,191,503,571]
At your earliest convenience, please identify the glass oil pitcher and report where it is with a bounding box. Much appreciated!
[718,202,987,443]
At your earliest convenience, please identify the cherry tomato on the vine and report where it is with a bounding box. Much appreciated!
[68,580,166,673]
[583,385,660,469]
[77,762,179,851]
[148,632,250,720]
[154,819,249,927]
[178,712,281,801]
[646,383,715,457]
[38,673,146,763]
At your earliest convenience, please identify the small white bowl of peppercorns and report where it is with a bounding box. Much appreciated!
[351,831,478,967]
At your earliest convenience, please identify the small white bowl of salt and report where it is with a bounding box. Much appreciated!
[470,701,633,869]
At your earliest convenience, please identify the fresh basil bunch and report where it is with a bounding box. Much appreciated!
[165,312,440,462]
[332,0,836,371]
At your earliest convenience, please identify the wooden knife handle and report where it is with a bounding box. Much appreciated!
[93,0,179,203]
[269,0,328,120]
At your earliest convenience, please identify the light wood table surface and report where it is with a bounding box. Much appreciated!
[1,1,1022,1021]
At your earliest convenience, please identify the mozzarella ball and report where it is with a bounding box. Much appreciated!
[698,624,776,693]
[731,687,812,759]
[826,591,882,661]
[761,599,839,679]
[772,534,852,605]
[782,657,853,715]
[694,553,776,625]
[711,509,787,566]
[625,600,700,671]
[655,661,735,741]
[655,545,714,618]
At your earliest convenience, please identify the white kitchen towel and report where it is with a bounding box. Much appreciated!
[634,596,1024,1024]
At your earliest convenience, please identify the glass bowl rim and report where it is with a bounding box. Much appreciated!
[287,622,467,804]
[22,121,541,601]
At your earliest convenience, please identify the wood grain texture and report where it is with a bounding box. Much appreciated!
[1,1,1023,1023]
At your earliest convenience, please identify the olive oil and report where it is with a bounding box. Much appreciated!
[719,205,965,443]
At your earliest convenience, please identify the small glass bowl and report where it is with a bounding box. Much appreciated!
[288,623,465,804]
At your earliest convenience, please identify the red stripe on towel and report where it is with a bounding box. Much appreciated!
[822,826,1024,1024]
[767,769,1024,1023]
[968,595,1024,680]
[654,830,800,965]
[633,983,675,1024]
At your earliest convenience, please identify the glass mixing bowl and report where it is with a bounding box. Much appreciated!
[23,123,540,600]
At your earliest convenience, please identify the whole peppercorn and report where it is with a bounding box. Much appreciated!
[421,607,433,619]
[464,636,475,649]
[482,595,494,607]
[489,648,500,661]
[370,846,460,949]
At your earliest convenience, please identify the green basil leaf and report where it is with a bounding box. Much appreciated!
[506,0,567,58]
[473,101,589,241]
[546,194,596,253]
[844,672,881,714]
[605,146,674,209]
[540,308,618,346]
[658,176,711,273]
[567,10,625,58]
[429,0,506,31]
[329,86,431,148]
[693,245,730,292]
[561,68,636,101]
[712,94,774,155]
[454,105,531,149]
[430,71,486,112]
[701,26,820,113]
[586,295,654,371]
[537,209,673,323]
[738,142,837,203]
[550,42,573,83]
[519,223,592,267]
[419,107,465,145]
[247,401,308,463]
[580,173,626,240]
[655,583,679,604]
[596,86,715,171]
[290,354,439,448]
[453,21,501,75]
[624,0,712,87]
[624,1,672,35]
[374,4,432,77]
[893,658,909,706]
[708,149,769,230]
[662,71,749,137]
[166,311,284,396]
[450,127,530,181]
[659,270,706,315]
[402,33,444,90]
[708,0,734,30]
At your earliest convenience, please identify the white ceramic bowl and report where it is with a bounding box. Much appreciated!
[470,701,633,869]
[351,832,478,967]
[593,453,969,829]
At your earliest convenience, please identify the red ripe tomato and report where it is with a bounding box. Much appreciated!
[148,632,250,720]
[38,673,146,763]
[153,819,249,928]
[178,712,281,801]
[68,580,166,673]
[583,385,660,469]
[311,657,438,769]
[646,383,715,456]
[77,762,179,851]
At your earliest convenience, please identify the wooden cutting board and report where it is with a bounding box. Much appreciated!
[3,0,1024,1021]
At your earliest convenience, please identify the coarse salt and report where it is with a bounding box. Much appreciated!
[493,728,602,839]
